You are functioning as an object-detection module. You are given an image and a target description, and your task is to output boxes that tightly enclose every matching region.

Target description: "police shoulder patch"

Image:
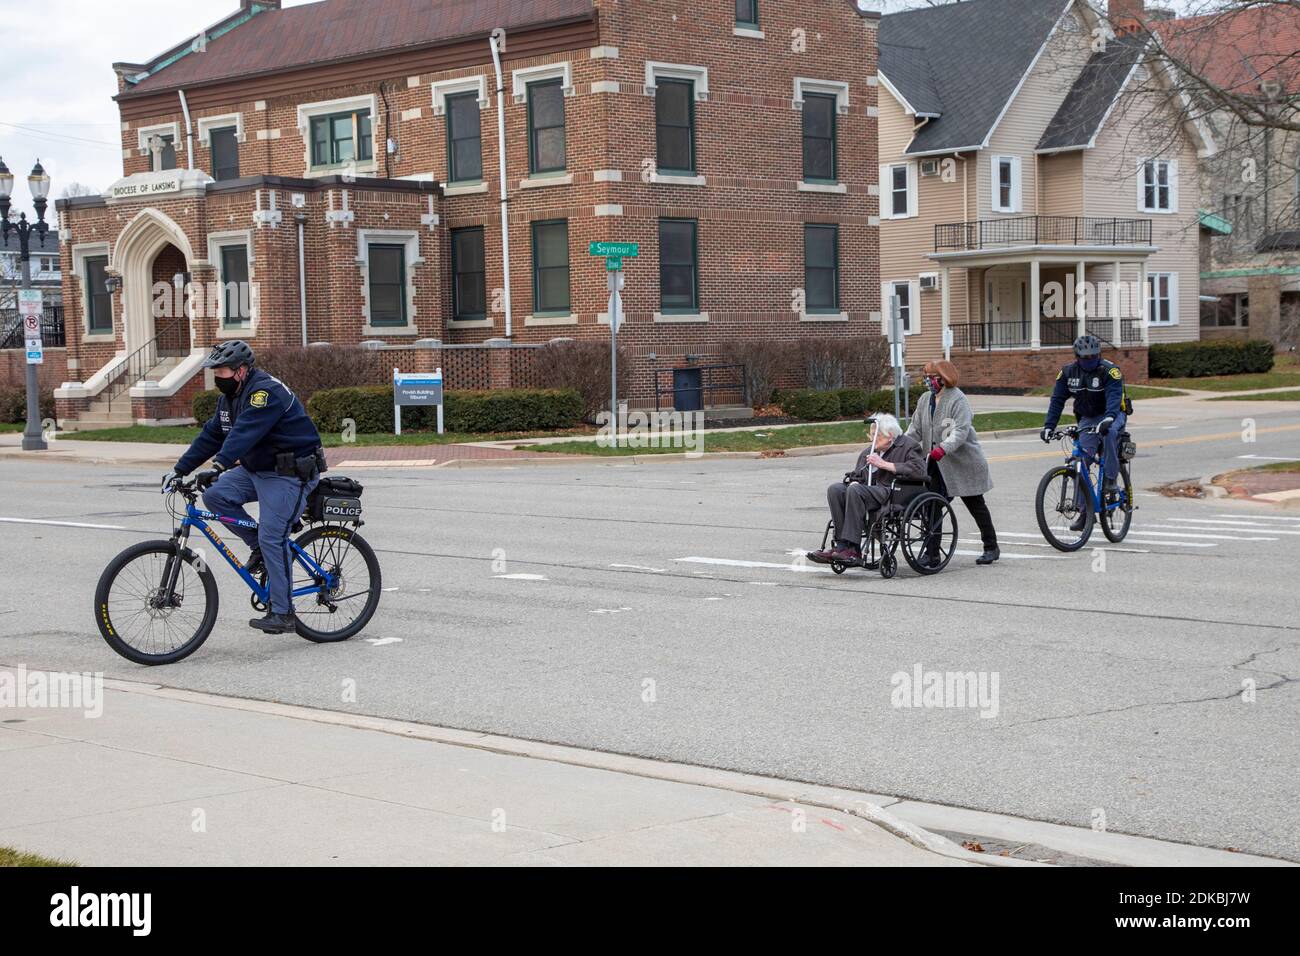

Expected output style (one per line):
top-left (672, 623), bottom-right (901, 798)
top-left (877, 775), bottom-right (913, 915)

top-left (1108, 367), bottom-right (1123, 380)
top-left (249, 389), bottom-right (270, 408)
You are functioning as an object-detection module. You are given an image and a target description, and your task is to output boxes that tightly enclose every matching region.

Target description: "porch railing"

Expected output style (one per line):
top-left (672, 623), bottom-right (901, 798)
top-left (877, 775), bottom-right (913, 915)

top-left (0, 306), bottom-right (65, 349)
top-left (934, 216), bottom-right (1152, 252)
top-left (950, 318), bottom-right (1144, 351)
top-left (102, 315), bottom-right (187, 410)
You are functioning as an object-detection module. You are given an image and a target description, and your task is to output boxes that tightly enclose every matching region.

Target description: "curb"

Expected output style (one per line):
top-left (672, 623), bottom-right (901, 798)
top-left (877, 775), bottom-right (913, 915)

top-left (58, 673), bottom-right (1293, 868)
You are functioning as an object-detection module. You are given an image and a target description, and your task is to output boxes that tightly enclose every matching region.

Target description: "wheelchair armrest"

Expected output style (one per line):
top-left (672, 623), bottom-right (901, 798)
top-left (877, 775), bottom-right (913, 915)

top-left (891, 476), bottom-right (928, 487)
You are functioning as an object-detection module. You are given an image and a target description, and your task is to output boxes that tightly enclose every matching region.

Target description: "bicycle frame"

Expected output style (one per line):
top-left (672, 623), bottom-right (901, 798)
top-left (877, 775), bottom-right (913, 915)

top-left (176, 503), bottom-right (337, 603)
top-left (1065, 434), bottom-right (1124, 517)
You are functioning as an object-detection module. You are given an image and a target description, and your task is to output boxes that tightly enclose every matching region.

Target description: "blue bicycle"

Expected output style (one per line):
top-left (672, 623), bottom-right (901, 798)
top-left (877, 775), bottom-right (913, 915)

top-left (94, 475), bottom-right (381, 664)
top-left (1035, 423), bottom-right (1136, 551)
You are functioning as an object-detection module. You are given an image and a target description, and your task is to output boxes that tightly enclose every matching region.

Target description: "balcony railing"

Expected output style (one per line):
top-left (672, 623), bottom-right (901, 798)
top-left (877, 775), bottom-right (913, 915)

top-left (935, 216), bottom-right (1153, 252)
top-left (951, 317), bottom-right (1144, 351)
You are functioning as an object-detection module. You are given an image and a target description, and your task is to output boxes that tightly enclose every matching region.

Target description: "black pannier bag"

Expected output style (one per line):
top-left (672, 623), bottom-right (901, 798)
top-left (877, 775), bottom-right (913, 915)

top-left (1119, 431), bottom-right (1137, 462)
top-left (306, 476), bottom-right (364, 523)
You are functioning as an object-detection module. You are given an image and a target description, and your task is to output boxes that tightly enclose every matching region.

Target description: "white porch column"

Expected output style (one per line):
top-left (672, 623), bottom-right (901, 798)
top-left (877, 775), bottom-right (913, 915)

top-left (1138, 259), bottom-right (1150, 345)
top-left (1030, 258), bottom-right (1041, 350)
top-left (1075, 260), bottom-right (1087, 337)
top-left (1111, 261), bottom-right (1122, 345)
top-left (941, 266), bottom-right (952, 361)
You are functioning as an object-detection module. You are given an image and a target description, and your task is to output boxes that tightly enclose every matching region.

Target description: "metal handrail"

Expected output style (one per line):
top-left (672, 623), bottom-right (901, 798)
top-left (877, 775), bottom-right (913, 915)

top-left (0, 306), bottom-right (64, 349)
top-left (103, 316), bottom-right (187, 410)
top-left (653, 363), bottom-right (748, 412)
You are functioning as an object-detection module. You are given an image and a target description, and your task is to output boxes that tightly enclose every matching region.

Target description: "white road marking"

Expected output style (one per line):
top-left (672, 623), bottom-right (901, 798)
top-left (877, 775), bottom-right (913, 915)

top-left (1213, 513), bottom-right (1300, 523)
top-left (494, 573), bottom-right (548, 581)
top-left (1155, 520), bottom-right (1300, 535)
top-left (1236, 455), bottom-right (1300, 461)
top-left (1122, 530), bottom-right (1278, 542)
top-left (590, 607), bottom-right (632, 614)
top-left (364, 637), bottom-right (403, 646)
top-left (960, 538), bottom-right (1151, 554)
top-left (676, 556), bottom-right (831, 573)
top-left (609, 564), bottom-right (666, 573)
top-left (995, 530), bottom-right (1215, 548)
top-left (0, 516), bottom-right (126, 530)
top-left (382, 587), bottom-right (399, 592)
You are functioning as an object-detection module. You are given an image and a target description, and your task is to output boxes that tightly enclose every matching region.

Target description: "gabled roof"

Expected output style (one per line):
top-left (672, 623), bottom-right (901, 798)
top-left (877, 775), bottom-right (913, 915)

top-left (1, 230), bottom-right (59, 255)
top-left (1037, 33), bottom-right (1148, 152)
top-left (878, 0), bottom-right (1070, 154)
top-left (119, 0), bottom-right (596, 98)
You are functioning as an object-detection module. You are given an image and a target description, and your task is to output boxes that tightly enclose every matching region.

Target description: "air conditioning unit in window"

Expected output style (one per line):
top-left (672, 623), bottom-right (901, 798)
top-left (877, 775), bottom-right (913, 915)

top-left (919, 273), bottom-right (939, 292)
top-left (919, 159), bottom-right (941, 177)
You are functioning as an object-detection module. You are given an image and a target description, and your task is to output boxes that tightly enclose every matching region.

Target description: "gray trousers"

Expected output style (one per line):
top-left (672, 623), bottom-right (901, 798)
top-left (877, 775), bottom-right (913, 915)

top-left (827, 481), bottom-right (890, 546)
top-left (204, 466), bottom-right (318, 615)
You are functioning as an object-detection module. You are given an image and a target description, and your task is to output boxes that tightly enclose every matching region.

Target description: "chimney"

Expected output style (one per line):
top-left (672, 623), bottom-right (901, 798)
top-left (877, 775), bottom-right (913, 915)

top-left (1109, 0), bottom-right (1146, 36)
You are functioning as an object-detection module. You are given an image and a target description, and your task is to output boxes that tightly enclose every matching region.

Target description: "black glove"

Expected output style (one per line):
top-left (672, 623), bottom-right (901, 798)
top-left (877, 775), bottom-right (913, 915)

top-left (1040, 427), bottom-right (1054, 444)
top-left (194, 463), bottom-right (226, 492)
top-left (1097, 418), bottom-right (1114, 436)
top-left (161, 469), bottom-right (182, 494)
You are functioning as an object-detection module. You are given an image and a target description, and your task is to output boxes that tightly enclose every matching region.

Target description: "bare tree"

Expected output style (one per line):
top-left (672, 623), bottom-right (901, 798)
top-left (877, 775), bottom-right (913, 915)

top-left (59, 182), bottom-right (99, 199)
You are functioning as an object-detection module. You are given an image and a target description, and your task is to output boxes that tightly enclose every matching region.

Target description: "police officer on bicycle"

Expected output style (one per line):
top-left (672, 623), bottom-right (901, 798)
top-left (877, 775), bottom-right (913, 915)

top-left (162, 341), bottom-right (325, 634)
top-left (1041, 334), bottom-right (1127, 498)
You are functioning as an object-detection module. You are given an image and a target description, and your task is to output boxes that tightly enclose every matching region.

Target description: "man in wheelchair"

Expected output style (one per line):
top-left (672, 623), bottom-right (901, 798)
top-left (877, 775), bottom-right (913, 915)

top-left (808, 413), bottom-right (926, 566)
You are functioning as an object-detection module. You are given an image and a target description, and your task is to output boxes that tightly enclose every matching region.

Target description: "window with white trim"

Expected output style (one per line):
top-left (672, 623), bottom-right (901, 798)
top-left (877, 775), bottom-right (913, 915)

top-left (885, 279), bottom-right (919, 334)
top-left (1146, 272), bottom-right (1177, 325)
top-left (881, 162), bottom-right (916, 219)
top-left (84, 255), bottom-right (113, 334)
top-left (1139, 159), bottom-right (1176, 212)
top-left (218, 244), bottom-right (252, 329)
top-left (992, 155), bottom-right (1021, 213)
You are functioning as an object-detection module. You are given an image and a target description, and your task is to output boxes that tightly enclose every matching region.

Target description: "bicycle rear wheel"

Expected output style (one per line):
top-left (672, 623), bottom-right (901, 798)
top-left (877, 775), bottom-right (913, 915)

top-left (290, 525), bottom-right (382, 642)
top-left (1101, 464), bottom-right (1134, 543)
top-left (94, 540), bottom-right (219, 665)
top-left (1036, 464), bottom-right (1094, 551)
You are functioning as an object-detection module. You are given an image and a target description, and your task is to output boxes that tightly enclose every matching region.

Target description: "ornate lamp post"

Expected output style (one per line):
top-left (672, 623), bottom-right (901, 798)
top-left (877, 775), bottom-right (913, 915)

top-left (0, 157), bottom-right (53, 451)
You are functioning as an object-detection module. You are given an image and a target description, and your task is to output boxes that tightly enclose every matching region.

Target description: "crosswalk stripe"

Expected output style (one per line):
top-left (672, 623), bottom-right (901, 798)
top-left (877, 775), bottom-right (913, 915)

top-left (1122, 530), bottom-right (1278, 542)
top-left (1212, 514), bottom-right (1300, 523)
top-left (995, 529), bottom-right (1216, 548)
top-left (1150, 522), bottom-right (1300, 536)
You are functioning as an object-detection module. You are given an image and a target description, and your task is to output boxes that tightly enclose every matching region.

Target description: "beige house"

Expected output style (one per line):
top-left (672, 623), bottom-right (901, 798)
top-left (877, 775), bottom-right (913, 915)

top-left (877, 0), bottom-right (1214, 386)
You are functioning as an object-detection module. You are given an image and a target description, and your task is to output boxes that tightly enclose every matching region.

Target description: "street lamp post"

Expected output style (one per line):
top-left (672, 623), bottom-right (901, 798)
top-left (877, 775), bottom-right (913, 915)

top-left (0, 157), bottom-right (53, 451)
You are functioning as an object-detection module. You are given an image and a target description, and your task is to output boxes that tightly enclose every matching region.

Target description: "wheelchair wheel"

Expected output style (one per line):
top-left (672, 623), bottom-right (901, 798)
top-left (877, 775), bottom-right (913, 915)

top-left (901, 492), bottom-right (958, 575)
top-left (1100, 464), bottom-right (1133, 543)
top-left (880, 550), bottom-right (897, 579)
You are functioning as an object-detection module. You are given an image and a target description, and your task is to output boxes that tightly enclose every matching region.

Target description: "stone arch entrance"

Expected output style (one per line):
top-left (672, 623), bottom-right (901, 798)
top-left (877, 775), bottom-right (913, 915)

top-left (111, 208), bottom-right (197, 357)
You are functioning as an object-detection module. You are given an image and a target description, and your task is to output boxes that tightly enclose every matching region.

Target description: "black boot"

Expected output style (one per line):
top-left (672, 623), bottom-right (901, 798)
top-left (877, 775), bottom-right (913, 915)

top-left (976, 545), bottom-right (1000, 565)
top-left (245, 547), bottom-right (265, 577)
top-left (250, 611), bottom-right (296, 634)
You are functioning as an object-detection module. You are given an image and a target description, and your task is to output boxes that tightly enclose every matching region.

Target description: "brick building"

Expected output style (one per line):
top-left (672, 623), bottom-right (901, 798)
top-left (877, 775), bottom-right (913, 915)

top-left (54, 0), bottom-right (881, 426)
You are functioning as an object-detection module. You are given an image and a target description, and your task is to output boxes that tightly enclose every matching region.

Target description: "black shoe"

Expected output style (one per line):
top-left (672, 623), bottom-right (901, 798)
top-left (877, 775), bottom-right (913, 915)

top-left (1069, 514), bottom-right (1087, 532)
top-left (249, 611), bottom-right (296, 634)
top-left (246, 548), bottom-right (265, 577)
top-left (976, 546), bottom-right (1000, 565)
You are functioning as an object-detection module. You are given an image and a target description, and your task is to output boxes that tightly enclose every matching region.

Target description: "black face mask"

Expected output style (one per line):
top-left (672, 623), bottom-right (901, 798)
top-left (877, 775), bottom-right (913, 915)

top-left (214, 375), bottom-right (241, 399)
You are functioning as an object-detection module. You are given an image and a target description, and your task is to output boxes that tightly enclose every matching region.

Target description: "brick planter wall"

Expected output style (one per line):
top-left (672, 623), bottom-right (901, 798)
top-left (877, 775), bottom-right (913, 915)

top-left (949, 347), bottom-right (1149, 391)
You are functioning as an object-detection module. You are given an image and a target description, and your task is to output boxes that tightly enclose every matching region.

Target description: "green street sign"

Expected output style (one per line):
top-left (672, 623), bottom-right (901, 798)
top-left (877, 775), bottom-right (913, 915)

top-left (605, 257), bottom-right (623, 271)
top-left (589, 241), bottom-right (639, 258)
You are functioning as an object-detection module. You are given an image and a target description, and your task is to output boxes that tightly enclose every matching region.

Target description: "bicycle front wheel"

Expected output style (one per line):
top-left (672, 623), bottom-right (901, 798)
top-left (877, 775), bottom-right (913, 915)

top-left (1101, 464), bottom-right (1134, 543)
top-left (1036, 465), bottom-right (1094, 552)
top-left (94, 540), bottom-right (219, 665)
top-left (290, 525), bottom-right (382, 643)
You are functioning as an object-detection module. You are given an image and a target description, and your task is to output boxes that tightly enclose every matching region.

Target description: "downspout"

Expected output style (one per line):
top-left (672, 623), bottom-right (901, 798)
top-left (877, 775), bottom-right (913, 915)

top-left (177, 89), bottom-right (194, 169)
top-left (489, 33), bottom-right (513, 338)
top-left (296, 211), bottom-right (308, 346)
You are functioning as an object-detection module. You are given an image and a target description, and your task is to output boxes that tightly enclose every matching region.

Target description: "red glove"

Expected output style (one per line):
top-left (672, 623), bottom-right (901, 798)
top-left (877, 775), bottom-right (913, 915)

top-left (929, 447), bottom-right (946, 462)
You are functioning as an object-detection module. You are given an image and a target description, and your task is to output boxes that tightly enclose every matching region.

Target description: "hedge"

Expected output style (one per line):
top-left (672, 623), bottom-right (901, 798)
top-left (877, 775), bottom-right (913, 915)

top-left (0, 387), bottom-right (54, 424)
top-left (1149, 340), bottom-right (1274, 379)
top-left (192, 389), bottom-right (219, 423)
top-left (835, 388), bottom-right (869, 418)
top-left (774, 388), bottom-right (841, 421)
top-left (307, 386), bottom-right (584, 435)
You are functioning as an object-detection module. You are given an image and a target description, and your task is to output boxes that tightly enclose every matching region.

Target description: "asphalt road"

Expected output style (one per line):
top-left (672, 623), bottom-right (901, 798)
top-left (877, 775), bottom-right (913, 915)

top-left (2, 401), bottom-right (1298, 860)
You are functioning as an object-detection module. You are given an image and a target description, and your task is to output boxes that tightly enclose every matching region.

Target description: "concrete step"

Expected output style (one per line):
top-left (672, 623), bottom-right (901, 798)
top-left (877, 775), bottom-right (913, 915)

top-left (64, 419), bottom-right (137, 432)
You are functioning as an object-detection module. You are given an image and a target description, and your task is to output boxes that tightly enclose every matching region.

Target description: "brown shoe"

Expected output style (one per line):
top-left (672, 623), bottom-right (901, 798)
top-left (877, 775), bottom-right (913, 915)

top-left (829, 546), bottom-right (861, 564)
top-left (807, 549), bottom-right (834, 564)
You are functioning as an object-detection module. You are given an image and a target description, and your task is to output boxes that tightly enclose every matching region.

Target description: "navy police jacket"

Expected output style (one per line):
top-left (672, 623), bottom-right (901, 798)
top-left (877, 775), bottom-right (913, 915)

top-left (176, 368), bottom-right (322, 475)
top-left (1045, 359), bottom-right (1125, 429)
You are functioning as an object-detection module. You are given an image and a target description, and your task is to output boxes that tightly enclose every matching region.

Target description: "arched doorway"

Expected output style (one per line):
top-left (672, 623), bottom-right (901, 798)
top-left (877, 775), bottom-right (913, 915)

top-left (110, 208), bottom-right (197, 360)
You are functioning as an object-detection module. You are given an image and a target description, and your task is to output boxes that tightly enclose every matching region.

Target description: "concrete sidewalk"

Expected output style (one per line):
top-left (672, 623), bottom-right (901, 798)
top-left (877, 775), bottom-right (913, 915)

top-left (0, 676), bottom-right (974, 867)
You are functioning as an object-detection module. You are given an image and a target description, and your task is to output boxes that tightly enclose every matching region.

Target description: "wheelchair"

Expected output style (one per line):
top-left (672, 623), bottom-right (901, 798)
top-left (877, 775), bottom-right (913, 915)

top-left (818, 474), bottom-right (959, 579)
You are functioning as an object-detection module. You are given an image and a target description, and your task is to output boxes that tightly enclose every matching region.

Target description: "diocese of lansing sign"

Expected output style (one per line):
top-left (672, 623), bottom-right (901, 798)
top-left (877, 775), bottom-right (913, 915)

top-left (110, 176), bottom-right (184, 200)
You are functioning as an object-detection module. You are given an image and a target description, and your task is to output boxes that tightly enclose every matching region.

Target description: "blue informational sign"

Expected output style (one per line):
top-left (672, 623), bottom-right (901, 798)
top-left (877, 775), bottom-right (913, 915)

top-left (393, 368), bottom-right (444, 435)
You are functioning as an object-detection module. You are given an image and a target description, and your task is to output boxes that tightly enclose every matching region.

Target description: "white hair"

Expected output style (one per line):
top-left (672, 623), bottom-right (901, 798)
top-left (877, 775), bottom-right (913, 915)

top-left (872, 413), bottom-right (903, 439)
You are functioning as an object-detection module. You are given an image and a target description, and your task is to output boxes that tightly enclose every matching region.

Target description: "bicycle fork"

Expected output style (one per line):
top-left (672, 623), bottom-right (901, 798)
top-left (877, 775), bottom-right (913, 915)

top-left (156, 523), bottom-right (195, 609)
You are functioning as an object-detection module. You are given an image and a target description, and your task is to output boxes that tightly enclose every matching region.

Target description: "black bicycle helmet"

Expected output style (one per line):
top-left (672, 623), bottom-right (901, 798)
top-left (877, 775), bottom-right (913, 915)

top-left (1072, 334), bottom-right (1102, 360)
top-left (202, 340), bottom-right (255, 369)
